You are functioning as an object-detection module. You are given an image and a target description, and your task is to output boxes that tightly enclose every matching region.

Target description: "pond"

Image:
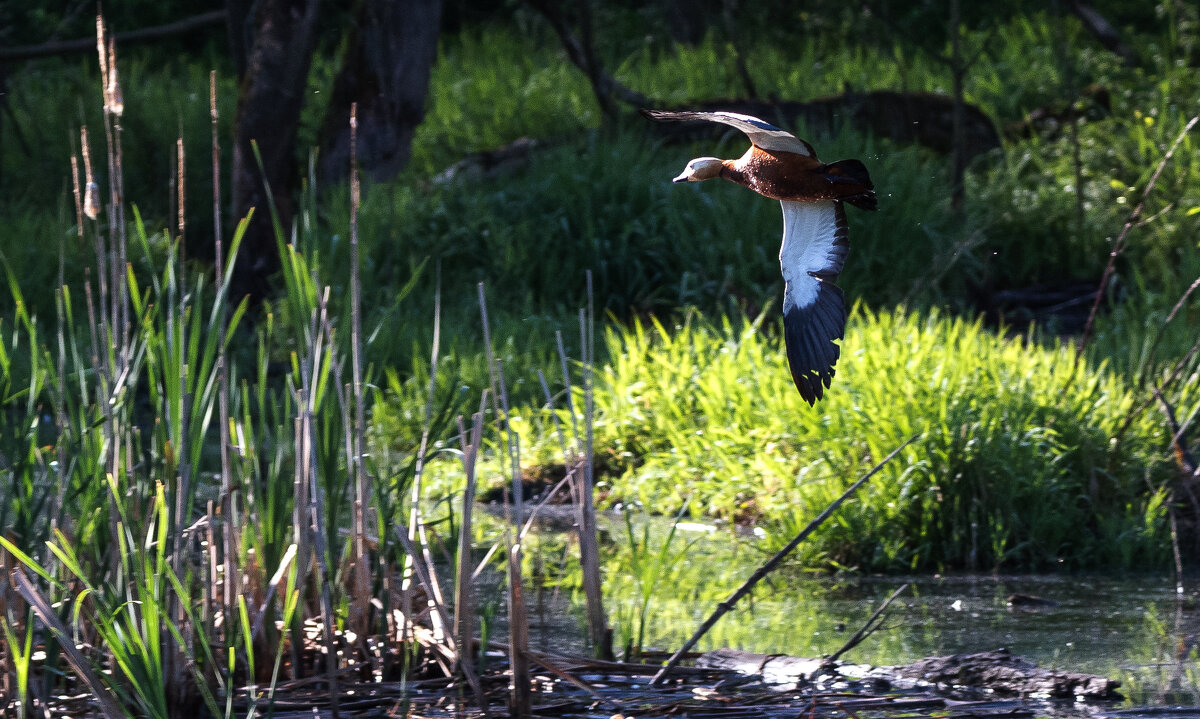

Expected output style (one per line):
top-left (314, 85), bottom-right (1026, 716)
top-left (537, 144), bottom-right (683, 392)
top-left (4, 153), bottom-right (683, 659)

top-left (512, 515), bottom-right (1200, 714)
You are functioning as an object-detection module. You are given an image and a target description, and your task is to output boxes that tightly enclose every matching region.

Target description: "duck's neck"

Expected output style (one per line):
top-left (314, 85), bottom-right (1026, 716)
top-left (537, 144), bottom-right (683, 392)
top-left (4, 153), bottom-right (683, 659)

top-left (719, 158), bottom-right (752, 191)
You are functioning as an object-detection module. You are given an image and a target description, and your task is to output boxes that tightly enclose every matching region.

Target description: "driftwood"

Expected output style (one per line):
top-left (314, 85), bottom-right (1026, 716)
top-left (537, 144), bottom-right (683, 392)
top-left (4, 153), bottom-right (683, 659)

top-left (697, 647), bottom-right (1121, 700)
top-left (648, 92), bottom-right (1002, 161)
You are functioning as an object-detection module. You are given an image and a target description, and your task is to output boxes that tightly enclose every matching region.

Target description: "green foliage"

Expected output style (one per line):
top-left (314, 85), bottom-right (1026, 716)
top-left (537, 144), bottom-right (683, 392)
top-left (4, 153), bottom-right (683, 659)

top-left (511, 308), bottom-right (1171, 573)
top-left (6, 4), bottom-right (1200, 712)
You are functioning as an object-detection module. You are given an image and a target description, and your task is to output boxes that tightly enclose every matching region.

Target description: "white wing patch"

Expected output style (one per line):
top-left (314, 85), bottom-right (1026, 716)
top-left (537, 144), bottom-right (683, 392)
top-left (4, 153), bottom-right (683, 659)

top-left (779, 200), bottom-right (850, 404)
top-left (779, 201), bottom-right (849, 313)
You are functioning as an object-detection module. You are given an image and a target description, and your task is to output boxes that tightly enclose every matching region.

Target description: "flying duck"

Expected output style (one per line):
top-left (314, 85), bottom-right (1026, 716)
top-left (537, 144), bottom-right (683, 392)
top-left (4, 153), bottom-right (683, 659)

top-left (642, 109), bottom-right (877, 405)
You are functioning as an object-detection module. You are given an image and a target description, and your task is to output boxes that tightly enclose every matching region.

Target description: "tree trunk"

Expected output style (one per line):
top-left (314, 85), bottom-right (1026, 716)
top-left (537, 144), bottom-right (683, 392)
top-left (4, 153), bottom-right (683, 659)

top-left (317, 0), bottom-right (443, 187)
top-left (662, 0), bottom-right (710, 46)
top-left (225, 0), bottom-right (251, 77)
top-left (949, 0), bottom-right (966, 211)
top-left (228, 0), bottom-right (319, 303)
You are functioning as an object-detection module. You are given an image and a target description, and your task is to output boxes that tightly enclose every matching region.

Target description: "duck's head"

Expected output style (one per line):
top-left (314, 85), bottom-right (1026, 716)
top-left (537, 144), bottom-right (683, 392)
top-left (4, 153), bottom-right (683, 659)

top-left (672, 157), bottom-right (724, 183)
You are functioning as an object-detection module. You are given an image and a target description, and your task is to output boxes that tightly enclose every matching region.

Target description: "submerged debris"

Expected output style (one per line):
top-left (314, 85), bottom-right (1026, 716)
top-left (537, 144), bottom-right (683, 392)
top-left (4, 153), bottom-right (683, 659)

top-left (698, 647), bottom-right (1121, 700)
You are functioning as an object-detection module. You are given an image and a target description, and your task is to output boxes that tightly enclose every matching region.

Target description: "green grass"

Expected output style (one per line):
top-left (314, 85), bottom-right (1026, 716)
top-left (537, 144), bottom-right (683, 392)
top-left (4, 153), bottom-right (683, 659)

top-left (412, 307), bottom-right (1177, 573)
top-left (3, 5), bottom-right (1200, 711)
top-left (6, 9), bottom-right (1200, 335)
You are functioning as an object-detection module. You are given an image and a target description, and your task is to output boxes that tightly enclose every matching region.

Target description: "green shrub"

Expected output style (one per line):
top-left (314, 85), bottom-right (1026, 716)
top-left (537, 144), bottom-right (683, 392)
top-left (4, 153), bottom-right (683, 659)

top-left (574, 307), bottom-right (1173, 572)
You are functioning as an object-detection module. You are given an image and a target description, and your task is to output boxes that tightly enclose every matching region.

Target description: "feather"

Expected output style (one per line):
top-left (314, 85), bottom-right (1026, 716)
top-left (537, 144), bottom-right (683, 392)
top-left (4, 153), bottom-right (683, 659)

top-left (641, 109), bottom-right (816, 156)
top-left (779, 201), bottom-right (849, 404)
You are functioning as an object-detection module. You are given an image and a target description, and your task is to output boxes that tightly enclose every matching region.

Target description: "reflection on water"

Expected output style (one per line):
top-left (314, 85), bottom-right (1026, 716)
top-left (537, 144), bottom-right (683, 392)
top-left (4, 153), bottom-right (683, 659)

top-left (519, 519), bottom-right (1200, 712)
top-left (711, 574), bottom-right (1200, 708)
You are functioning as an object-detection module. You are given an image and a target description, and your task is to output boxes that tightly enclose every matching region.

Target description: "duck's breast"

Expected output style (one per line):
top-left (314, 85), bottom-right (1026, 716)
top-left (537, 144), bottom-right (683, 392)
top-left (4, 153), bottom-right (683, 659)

top-left (728, 147), bottom-right (828, 201)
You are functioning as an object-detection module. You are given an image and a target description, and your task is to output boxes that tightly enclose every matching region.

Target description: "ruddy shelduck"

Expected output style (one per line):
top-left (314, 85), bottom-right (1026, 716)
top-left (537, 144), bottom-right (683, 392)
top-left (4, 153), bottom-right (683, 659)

top-left (642, 109), bottom-right (876, 405)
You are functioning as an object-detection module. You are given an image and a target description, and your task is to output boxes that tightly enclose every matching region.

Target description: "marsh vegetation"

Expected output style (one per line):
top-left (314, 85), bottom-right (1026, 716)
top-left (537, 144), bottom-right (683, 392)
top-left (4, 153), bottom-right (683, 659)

top-left (0, 1), bottom-right (1198, 715)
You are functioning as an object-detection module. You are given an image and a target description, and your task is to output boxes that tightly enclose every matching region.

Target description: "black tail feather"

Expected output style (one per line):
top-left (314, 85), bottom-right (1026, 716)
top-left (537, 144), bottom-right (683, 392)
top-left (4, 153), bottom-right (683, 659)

top-left (822, 159), bottom-right (878, 211)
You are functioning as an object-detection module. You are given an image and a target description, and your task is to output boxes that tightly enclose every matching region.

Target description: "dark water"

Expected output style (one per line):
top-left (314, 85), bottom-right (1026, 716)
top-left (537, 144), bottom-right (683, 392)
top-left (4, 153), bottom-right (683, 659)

top-left (779, 575), bottom-right (1200, 708)
top-left (516, 519), bottom-right (1200, 715)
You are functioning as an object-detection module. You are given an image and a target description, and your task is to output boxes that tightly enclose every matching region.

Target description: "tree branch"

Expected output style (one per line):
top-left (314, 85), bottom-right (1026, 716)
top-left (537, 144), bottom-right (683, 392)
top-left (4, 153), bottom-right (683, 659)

top-left (524, 0), bottom-right (652, 117)
top-left (0, 10), bottom-right (227, 62)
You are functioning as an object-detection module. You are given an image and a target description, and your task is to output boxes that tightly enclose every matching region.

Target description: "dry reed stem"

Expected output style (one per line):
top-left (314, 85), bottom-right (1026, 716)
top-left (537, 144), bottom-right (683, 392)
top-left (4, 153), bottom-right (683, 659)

top-left (401, 267), bottom-right (444, 646)
top-left (348, 102), bottom-right (372, 641)
top-left (206, 501), bottom-right (218, 639)
top-left (289, 414), bottom-right (306, 681)
top-left (576, 272), bottom-right (609, 659)
top-left (12, 569), bottom-right (125, 719)
top-left (475, 282), bottom-right (535, 707)
top-left (209, 66), bottom-right (240, 660)
top-left (650, 433), bottom-right (922, 685)
top-left (454, 410), bottom-right (490, 713)
top-left (307, 289), bottom-right (341, 717)
top-left (170, 139), bottom-right (191, 695)
top-left (505, 524), bottom-right (532, 718)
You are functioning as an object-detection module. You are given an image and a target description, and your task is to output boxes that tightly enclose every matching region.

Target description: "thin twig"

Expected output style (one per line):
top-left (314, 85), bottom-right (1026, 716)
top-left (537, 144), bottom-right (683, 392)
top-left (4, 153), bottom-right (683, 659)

top-left (650, 434), bottom-right (922, 685)
top-left (812, 583), bottom-right (910, 680)
top-left (1076, 114), bottom-right (1200, 362)
top-left (1136, 273), bottom-right (1200, 390)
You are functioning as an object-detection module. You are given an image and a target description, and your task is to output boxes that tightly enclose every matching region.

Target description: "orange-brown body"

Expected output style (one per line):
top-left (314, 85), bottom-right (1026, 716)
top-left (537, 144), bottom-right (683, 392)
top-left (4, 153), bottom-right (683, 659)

top-left (721, 147), bottom-right (875, 207)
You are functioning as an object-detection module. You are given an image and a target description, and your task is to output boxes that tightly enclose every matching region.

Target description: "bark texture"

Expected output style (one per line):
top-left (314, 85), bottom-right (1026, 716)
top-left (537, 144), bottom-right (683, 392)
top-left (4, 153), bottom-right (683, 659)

top-left (318, 0), bottom-right (443, 187)
top-left (229, 0), bottom-right (319, 303)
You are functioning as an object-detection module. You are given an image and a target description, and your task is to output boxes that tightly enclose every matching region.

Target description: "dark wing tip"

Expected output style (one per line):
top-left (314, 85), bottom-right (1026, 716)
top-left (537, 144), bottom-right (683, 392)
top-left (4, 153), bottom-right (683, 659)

top-left (641, 109), bottom-right (691, 123)
top-left (846, 192), bottom-right (878, 211)
top-left (783, 284), bottom-right (847, 405)
top-left (737, 114), bottom-right (785, 132)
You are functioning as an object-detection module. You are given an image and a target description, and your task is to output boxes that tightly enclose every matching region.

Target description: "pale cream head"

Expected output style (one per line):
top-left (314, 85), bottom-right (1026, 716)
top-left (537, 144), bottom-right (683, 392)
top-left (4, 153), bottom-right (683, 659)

top-left (672, 157), bottom-right (724, 183)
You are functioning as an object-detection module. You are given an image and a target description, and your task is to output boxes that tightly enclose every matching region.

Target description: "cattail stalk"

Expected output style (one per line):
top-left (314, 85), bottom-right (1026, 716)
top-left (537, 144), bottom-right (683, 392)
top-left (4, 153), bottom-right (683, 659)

top-left (348, 103), bottom-right (371, 639)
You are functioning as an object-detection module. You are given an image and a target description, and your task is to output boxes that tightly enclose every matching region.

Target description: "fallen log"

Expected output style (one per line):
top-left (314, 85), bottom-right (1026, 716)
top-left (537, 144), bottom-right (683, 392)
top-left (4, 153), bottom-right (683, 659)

top-left (697, 647), bottom-right (1121, 700)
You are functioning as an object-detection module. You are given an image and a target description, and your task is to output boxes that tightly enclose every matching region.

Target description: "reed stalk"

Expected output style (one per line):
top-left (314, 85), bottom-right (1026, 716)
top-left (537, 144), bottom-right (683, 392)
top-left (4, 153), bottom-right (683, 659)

top-left (454, 408), bottom-right (489, 711)
top-left (576, 272), bottom-right (610, 660)
top-left (348, 103), bottom-right (373, 641)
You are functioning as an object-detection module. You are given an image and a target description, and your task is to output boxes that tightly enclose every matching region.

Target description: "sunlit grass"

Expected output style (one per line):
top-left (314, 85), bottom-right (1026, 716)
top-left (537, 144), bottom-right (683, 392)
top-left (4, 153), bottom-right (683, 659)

top-left (414, 306), bottom-right (1177, 573)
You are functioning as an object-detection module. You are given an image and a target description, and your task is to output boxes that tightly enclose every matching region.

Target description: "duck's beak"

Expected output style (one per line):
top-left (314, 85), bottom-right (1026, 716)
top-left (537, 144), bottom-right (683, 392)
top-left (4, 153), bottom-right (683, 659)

top-left (672, 170), bottom-right (689, 183)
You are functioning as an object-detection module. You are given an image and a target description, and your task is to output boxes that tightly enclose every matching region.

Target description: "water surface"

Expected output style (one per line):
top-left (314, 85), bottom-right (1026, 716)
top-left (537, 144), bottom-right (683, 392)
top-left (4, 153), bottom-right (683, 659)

top-left (519, 518), bottom-right (1200, 713)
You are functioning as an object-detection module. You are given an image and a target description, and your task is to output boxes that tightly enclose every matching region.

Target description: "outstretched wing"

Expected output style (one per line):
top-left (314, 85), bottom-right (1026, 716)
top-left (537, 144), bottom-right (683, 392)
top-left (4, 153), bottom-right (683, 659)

top-left (779, 200), bottom-right (849, 405)
top-left (641, 109), bottom-right (815, 156)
